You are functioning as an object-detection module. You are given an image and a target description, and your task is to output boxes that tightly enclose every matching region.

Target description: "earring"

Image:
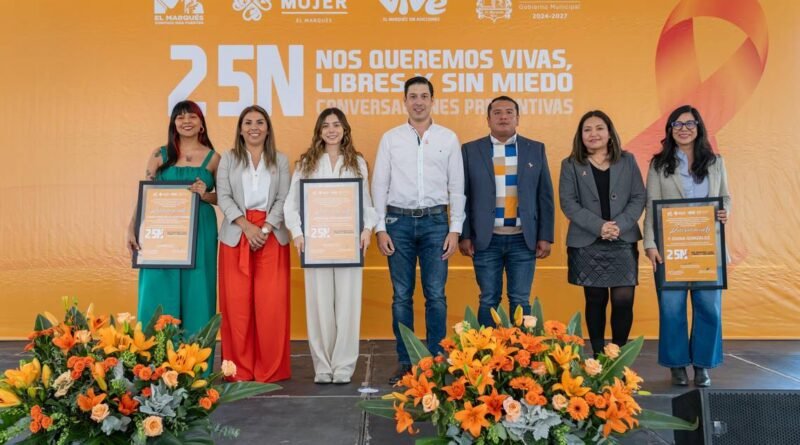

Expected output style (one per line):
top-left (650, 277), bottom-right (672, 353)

top-left (200, 127), bottom-right (205, 133)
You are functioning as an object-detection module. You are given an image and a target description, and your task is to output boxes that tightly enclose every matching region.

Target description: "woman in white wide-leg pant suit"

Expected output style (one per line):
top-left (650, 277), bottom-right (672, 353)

top-left (284, 107), bottom-right (376, 384)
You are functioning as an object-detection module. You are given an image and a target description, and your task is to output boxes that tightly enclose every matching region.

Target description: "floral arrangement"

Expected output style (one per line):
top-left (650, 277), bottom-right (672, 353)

top-left (360, 299), bottom-right (695, 444)
top-left (0, 299), bottom-right (279, 444)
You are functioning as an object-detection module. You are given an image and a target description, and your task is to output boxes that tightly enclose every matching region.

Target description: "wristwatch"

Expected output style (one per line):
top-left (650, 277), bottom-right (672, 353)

top-left (261, 226), bottom-right (271, 235)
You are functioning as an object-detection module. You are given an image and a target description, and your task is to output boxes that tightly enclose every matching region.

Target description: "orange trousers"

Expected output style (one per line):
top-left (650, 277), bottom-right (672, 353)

top-left (219, 210), bottom-right (291, 382)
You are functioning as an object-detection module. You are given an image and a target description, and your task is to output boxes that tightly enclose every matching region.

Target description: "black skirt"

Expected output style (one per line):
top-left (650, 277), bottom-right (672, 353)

top-left (567, 240), bottom-right (639, 287)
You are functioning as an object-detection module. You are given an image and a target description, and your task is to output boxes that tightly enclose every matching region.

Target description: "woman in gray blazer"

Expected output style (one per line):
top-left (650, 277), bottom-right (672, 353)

top-left (559, 110), bottom-right (646, 357)
top-left (643, 105), bottom-right (730, 388)
top-left (216, 105), bottom-right (292, 383)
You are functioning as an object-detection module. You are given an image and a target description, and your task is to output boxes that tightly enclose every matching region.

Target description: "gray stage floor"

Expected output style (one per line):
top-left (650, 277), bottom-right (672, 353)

top-left (1, 340), bottom-right (798, 444)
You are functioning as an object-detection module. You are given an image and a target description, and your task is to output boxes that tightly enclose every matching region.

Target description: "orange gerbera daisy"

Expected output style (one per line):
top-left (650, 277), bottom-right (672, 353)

top-left (477, 388), bottom-right (509, 421)
top-left (543, 320), bottom-right (567, 337)
top-left (567, 397), bottom-right (590, 421)
top-left (394, 402), bottom-right (418, 434)
top-left (154, 315), bottom-right (181, 331)
top-left (454, 402), bottom-right (490, 438)
top-left (439, 337), bottom-right (457, 353)
top-left (515, 350), bottom-right (531, 367)
top-left (76, 388), bottom-right (106, 412)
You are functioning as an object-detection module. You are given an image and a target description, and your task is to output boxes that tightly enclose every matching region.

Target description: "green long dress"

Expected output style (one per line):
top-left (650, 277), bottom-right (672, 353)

top-left (138, 147), bottom-right (218, 348)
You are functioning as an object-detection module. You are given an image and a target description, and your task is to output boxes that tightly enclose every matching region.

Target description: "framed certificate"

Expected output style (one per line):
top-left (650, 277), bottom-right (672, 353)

top-left (652, 197), bottom-right (727, 290)
top-left (300, 178), bottom-right (364, 268)
top-left (132, 181), bottom-right (200, 269)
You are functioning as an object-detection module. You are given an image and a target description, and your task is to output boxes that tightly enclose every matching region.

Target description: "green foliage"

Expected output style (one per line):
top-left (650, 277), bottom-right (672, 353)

top-left (597, 337), bottom-right (644, 384)
top-left (638, 409), bottom-right (698, 431)
top-left (399, 324), bottom-right (432, 364)
top-left (215, 381), bottom-right (280, 405)
top-left (464, 307), bottom-right (480, 330)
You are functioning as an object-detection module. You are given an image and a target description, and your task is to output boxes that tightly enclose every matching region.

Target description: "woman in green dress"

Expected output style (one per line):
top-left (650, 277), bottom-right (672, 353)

top-left (126, 100), bottom-right (220, 341)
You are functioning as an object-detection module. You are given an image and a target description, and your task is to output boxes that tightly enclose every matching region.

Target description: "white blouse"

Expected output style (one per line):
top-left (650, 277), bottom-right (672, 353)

top-left (242, 151), bottom-right (271, 211)
top-left (284, 154), bottom-right (378, 240)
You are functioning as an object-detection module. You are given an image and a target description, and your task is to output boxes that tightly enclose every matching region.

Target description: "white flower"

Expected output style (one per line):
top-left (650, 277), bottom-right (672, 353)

top-left (116, 312), bottom-right (135, 325)
top-left (522, 315), bottom-right (537, 328)
top-left (53, 371), bottom-right (74, 398)
top-left (584, 358), bottom-right (603, 376)
top-left (221, 360), bottom-right (237, 378)
top-left (422, 393), bottom-right (439, 413)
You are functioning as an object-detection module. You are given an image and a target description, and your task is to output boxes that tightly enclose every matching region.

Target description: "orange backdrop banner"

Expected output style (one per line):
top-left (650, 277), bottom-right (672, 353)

top-left (1, 0), bottom-right (798, 339)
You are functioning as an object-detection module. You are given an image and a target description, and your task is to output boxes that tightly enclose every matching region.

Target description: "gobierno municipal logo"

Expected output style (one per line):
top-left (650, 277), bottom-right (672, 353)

top-left (154, 0), bottom-right (204, 25)
top-left (380, 0), bottom-right (446, 21)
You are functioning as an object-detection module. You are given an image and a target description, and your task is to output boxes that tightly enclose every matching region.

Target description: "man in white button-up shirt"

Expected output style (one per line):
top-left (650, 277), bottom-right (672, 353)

top-left (371, 76), bottom-right (465, 384)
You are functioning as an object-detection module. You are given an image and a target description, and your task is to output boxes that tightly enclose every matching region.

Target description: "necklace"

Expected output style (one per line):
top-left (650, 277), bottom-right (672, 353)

top-left (588, 155), bottom-right (609, 170)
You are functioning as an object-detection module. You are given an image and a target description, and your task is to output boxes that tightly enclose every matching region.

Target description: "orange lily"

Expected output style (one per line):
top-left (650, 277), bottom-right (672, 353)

top-left (76, 388), bottom-right (106, 412)
top-left (154, 315), bottom-right (181, 331)
top-left (447, 347), bottom-right (477, 374)
top-left (128, 323), bottom-right (157, 359)
top-left (454, 401), bottom-right (491, 438)
top-left (465, 361), bottom-right (495, 395)
top-left (85, 304), bottom-right (110, 334)
top-left (549, 344), bottom-right (579, 369)
top-left (403, 373), bottom-right (437, 406)
top-left (162, 342), bottom-right (212, 377)
top-left (52, 325), bottom-right (76, 354)
top-left (0, 388), bottom-right (21, 408)
top-left (552, 370), bottom-right (591, 397)
top-left (393, 402), bottom-right (418, 434)
top-left (477, 388), bottom-right (508, 421)
top-left (461, 328), bottom-right (496, 351)
top-left (114, 392), bottom-right (140, 416)
top-left (93, 326), bottom-right (123, 355)
top-left (4, 358), bottom-right (41, 389)
top-left (623, 366), bottom-right (643, 391)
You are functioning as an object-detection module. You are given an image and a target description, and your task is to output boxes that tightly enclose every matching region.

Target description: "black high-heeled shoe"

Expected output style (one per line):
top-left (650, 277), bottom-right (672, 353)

top-left (694, 367), bottom-right (711, 387)
top-left (670, 367), bottom-right (689, 386)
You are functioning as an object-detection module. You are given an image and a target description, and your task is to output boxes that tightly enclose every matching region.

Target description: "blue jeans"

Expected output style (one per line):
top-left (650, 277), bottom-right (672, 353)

top-left (657, 286), bottom-right (723, 368)
top-left (386, 212), bottom-right (449, 364)
top-left (473, 233), bottom-right (536, 328)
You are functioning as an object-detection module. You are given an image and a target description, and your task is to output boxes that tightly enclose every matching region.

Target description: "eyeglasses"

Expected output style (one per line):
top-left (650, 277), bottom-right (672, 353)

top-left (671, 120), bottom-right (698, 130)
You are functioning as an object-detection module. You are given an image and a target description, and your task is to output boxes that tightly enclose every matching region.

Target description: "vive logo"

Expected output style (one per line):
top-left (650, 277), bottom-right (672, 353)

top-left (379, 0), bottom-right (446, 15)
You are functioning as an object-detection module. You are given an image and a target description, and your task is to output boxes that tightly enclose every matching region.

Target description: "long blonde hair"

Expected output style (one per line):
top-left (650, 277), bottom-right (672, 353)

top-left (232, 105), bottom-right (277, 168)
top-left (298, 108), bottom-right (364, 178)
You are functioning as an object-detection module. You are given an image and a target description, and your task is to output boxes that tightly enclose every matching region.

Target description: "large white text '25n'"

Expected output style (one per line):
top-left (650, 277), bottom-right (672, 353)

top-left (169, 45), bottom-right (304, 117)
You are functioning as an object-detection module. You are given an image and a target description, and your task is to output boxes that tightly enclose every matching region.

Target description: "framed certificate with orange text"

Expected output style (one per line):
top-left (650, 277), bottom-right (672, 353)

top-left (132, 181), bottom-right (199, 269)
top-left (300, 178), bottom-right (364, 268)
top-left (652, 197), bottom-right (727, 290)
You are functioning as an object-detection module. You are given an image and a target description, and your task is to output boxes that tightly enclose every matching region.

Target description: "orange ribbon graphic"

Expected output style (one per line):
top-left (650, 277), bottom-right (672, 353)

top-left (627, 0), bottom-right (769, 168)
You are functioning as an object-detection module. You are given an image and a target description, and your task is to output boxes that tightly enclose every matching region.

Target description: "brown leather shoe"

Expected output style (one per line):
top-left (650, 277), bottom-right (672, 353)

top-left (388, 364), bottom-right (412, 385)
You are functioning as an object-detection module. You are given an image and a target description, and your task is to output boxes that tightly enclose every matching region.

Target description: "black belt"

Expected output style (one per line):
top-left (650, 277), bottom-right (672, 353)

top-left (386, 204), bottom-right (447, 218)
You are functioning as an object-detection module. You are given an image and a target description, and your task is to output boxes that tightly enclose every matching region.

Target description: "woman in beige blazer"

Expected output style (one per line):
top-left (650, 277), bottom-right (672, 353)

top-left (643, 105), bottom-right (731, 388)
top-left (217, 105), bottom-right (291, 383)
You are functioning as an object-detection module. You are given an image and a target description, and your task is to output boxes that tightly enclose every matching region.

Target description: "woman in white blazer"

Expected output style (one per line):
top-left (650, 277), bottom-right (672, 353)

top-left (284, 108), bottom-right (377, 384)
top-left (217, 105), bottom-right (291, 383)
top-left (643, 105), bottom-right (731, 388)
